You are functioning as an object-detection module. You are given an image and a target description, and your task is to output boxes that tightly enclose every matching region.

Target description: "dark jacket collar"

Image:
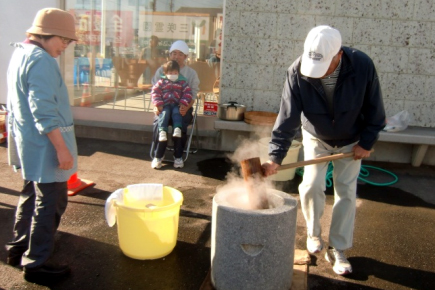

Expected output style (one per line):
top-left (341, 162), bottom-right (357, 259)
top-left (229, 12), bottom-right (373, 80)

top-left (300, 47), bottom-right (356, 95)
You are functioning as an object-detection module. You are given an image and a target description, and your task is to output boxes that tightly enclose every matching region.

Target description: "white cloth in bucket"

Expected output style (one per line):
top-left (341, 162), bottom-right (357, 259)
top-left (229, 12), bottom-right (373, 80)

top-left (126, 183), bottom-right (163, 205)
top-left (105, 184), bottom-right (164, 227)
top-left (105, 188), bottom-right (124, 227)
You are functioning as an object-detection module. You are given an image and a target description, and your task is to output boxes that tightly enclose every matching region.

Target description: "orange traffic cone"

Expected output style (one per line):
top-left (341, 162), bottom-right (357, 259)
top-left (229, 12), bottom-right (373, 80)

top-left (67, 172), bottom-right (94, 196)
top-left (80, 83), bottom-right (91, 107)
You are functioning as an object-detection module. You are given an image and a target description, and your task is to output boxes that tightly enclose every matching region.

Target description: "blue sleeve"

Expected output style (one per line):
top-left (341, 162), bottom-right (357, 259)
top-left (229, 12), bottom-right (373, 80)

top-left (269, 68), bottom-right (303, 165)
top-left (27, 55), bottom-right (62, 135)
top-left (358, 65), bottom-right (386, 150)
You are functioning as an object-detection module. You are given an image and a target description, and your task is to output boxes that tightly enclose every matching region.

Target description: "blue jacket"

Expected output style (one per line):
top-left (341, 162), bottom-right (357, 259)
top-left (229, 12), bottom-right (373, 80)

top-left (7, 43), bottom-right (77, 182)
top-left (270, 47), bottom-right (386, 165)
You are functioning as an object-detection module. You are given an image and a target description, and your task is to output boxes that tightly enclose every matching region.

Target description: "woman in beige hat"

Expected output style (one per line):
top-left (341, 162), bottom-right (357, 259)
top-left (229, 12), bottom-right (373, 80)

top-left (5, 8), bottom-right (78, 283)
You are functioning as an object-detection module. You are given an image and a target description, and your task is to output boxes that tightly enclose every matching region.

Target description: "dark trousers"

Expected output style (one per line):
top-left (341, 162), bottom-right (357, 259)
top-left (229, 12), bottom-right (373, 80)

top-left (152, 107), bottom-right (193, 159)
top-left (158, 103), bottom-right (183, 132)
top-left (5, 180), bottom-right (68, 268)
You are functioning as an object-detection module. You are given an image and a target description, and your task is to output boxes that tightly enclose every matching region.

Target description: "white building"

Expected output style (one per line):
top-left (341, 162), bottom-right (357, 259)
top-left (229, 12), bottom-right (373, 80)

top-left (1, 0), bottom-right (434, 165)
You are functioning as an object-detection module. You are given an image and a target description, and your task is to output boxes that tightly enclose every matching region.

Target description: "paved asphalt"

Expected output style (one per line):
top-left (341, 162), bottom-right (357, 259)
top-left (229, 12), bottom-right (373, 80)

top-left (1, 137), bottom-right (435, 290)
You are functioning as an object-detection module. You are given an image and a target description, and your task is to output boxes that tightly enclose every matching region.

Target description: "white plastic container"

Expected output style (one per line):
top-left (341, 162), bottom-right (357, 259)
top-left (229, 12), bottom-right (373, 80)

top-left (259, 137), bottom-right (301, 181)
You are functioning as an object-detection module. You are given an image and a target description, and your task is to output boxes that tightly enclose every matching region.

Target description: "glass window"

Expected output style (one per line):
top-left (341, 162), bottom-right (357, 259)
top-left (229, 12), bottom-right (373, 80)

top-left (65, 0), bottom-right (223, 113)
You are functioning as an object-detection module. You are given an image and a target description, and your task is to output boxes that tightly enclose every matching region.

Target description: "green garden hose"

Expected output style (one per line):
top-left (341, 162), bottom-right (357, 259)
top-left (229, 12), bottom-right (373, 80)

top-left (295, 162), bottom-right (398, 187)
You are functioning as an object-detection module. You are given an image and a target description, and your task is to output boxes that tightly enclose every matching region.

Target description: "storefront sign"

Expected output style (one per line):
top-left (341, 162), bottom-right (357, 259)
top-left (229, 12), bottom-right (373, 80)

top-left (138, 12), bottom-right (210, 42)
top-left (203, 101), bottom-right (218, 116)
top-left (72, 9), bottom-right (133, 47)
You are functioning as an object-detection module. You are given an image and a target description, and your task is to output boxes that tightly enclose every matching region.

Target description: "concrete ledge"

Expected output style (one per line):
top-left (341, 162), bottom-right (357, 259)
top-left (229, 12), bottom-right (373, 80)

top-left (74, 119), bottom-right (153, 131)
top-left (74, 116), bottom-right (220, 152)
top-left (214, 121), bottom-right (435, 167)
top-left (214, 120), bottom-right (274, 151)
top-left (72, 116), bottom-right (435, 165)
top-left (378, 126), bottom-right (435, 145)
top-left (214, 119), bottom-right (272, 132)
top-left (74, 124), bottom-right (154, 144)
top-left (378, 126), bottom-right (435, 167)
top-left (215, 121), bottom-right (435, 145)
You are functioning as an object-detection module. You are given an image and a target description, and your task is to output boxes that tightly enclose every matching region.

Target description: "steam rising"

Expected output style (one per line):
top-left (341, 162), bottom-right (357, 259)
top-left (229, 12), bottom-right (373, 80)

top-left (217, 138), bottom-right (276, 210)
top-left (228, 138), bottom-right (261, 164)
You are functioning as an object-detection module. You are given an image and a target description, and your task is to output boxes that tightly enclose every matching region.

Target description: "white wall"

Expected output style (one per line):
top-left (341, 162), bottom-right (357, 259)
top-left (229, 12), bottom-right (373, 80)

top-left (0, 0), bottom-right (59, 105)
top-left (220, 0), bottom-right (435, 128)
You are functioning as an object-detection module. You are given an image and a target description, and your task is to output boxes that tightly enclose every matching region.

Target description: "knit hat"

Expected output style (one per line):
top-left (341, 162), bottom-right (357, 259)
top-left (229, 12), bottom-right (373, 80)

top-left (301, 25), bottom-right (342, 78)
top-left (27, 8), bottom-right (77, 41)
top-left (169, 40), bottom-right (189, 55)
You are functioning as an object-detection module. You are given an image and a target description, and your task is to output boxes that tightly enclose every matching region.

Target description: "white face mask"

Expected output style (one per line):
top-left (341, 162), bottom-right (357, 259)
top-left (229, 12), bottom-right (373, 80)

top-left (167, 74), bottom-right (178, 82)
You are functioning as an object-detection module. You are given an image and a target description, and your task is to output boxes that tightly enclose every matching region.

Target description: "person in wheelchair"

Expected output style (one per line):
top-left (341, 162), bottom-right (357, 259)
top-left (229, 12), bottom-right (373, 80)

top-left (150, 40), bottom-right (200, 169)
top-left (151, 60), bottom-right (193, 150)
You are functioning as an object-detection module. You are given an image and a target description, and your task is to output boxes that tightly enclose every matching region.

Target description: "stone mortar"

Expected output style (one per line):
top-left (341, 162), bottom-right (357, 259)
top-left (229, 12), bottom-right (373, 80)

top-left (211, 188), bottom-right (298, 290)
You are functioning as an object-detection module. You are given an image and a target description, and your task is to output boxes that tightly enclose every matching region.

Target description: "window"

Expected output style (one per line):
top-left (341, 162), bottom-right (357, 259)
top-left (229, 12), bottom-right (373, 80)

top-left (65, 0), bottom-right (223, 112)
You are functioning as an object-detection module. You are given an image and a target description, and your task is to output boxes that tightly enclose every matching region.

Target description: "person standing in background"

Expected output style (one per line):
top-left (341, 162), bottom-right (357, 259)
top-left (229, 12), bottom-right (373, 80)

top-left (262, 25), bottom-right (385, 275)
top-left (141, 35), bottom-right (166, 85)
top-left (5, 8), bottom-right (78, 283)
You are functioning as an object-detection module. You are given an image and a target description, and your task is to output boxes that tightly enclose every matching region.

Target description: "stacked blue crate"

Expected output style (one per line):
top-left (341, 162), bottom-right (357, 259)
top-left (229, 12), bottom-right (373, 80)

top-left (74, 57), bottom-right (113, 85)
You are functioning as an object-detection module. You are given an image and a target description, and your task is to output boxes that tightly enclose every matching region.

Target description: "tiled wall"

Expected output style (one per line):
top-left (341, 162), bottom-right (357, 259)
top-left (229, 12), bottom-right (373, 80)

top-left (220, 0), bottom-right (435, 128)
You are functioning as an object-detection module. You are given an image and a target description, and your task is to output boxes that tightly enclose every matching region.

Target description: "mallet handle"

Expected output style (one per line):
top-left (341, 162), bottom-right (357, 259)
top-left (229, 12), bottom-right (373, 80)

top-left (278, 149), bottom-right (373, 171)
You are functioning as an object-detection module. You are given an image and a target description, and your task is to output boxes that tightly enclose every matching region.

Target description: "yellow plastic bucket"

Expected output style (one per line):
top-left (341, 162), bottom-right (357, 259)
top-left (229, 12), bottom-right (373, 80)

top-left (115, 186), bottom-right (183, 260)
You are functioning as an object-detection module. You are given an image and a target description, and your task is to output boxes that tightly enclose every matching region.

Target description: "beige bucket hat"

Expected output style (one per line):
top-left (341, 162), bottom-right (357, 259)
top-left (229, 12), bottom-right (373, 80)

top-left (27, 8), bottom-right (77, 41)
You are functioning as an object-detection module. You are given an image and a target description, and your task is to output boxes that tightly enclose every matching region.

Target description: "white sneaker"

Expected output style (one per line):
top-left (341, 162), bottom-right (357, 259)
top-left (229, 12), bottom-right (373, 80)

top-left (325, 247), bottom-right (353, 275)
top-left (174, 158), bottom-right (184, 168)
top-left (307, 235), bottom-right (323, 254)
top-left (173, 127), bottom-right (182, 138)
top-left (151, 158), bottom-right (162, 169)
top-left (159, 131), bottom-right (167, 142)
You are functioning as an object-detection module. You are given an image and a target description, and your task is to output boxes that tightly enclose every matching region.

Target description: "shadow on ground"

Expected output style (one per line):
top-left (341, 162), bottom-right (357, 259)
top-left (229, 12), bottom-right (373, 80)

top-left (197, 157), bottom-right (234, 181)
top-left (51, 231), bottom-right (211, 290)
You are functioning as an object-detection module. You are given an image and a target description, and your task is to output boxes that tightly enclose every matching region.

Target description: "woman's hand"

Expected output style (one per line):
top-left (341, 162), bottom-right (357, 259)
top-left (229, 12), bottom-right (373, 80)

top-left (47, 128), bottom-right (74, 170)
top-left (56, 148), bottom-right (74, 170)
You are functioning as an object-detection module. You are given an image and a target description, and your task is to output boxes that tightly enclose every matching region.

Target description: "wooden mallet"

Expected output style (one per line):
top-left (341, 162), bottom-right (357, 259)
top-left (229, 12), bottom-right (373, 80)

top-left (240, 150), bottom-right (373, 181)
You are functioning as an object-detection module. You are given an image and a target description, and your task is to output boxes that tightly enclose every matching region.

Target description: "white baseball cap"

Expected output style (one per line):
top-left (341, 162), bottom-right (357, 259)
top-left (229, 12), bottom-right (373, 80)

top-left (301, 25), bottom-right (342, 78)
top-left (169, 40), bottom-right (189, 55)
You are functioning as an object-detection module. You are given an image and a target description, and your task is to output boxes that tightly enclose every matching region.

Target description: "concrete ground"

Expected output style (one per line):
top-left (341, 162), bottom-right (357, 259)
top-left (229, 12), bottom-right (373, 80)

top-left (1, 137), bottom-right (435, 290)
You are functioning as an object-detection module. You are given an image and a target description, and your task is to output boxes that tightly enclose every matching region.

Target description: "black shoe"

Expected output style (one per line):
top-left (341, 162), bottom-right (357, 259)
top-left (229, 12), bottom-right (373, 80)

top-left (24, 263), bottom-right (70, 282)
top-left (6, 253), bottom-right (23, 268)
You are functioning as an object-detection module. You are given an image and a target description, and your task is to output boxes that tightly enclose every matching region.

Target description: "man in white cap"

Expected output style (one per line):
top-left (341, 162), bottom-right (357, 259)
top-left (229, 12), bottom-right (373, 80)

top-left (262, 26), bottom-right (385, 275)
top-left (150, 40), bottom-right (200, 169)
